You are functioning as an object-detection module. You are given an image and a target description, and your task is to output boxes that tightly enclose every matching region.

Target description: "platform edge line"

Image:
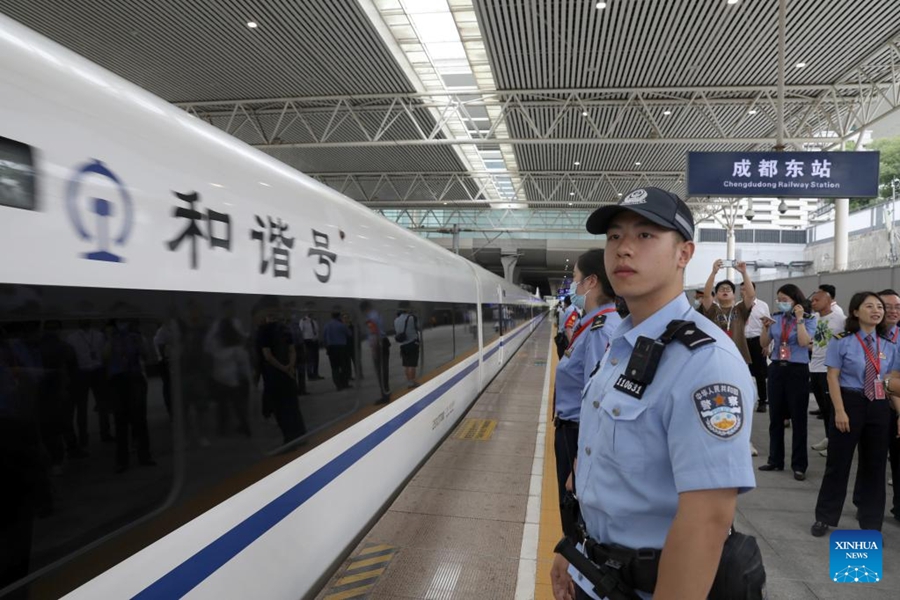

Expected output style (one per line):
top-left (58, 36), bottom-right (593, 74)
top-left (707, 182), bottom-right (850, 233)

top-left (515, 328), bottom-right (554, 600)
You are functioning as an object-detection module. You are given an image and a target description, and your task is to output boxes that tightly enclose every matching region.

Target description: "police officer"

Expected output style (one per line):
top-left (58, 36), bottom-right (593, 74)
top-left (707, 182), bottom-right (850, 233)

top-left (553, 249), bottom-right (621, 540)
top-left (551, 187), bottom-right (757, 600)
top-left (812, 291), bottom-right (900, 537)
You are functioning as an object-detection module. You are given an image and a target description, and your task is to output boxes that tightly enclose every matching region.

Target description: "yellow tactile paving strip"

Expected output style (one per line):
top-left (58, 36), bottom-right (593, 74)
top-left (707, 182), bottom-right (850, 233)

top-left (535, 333), bottom-right (562, 600)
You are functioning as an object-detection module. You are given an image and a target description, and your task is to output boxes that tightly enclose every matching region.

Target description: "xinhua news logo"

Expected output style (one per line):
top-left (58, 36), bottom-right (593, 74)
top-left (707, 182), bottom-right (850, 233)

top-left (829, 530), bottom-right (882, 583)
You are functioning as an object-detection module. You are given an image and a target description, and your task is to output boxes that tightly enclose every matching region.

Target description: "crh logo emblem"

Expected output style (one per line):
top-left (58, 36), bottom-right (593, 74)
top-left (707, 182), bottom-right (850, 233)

top-left (66, 160), bottom-right (134, 262)
top-left (829, 530), bottom-right (882, 583)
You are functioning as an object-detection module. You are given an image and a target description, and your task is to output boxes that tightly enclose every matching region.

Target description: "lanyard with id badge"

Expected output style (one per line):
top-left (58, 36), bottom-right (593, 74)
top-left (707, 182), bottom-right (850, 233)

top-left (778, 315), bottom-right (795, 361)
top-left (855, 332), bottom-right (886, 400)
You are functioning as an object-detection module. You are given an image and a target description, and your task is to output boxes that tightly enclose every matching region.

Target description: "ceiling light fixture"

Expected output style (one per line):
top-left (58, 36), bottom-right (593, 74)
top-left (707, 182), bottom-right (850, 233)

top-left (574, 161), bottom-right (581, 166)
top-left (569, 202), bottom-right (573, 206)
top-left (634, 161), bottom-right (641, 166)
top-left (727, 0), bottom-right (740, 5)
top-left (582, 111), bottom-right (589, 117)
top-left (748, 109), bottom-right (758, 115)
top-left (596, 2), bottom-right (608, 9)
top-left (570, 192), bottom-right (575, 196)
top-left (795, 62), bottom-right (807, 68)
top-left (663, 110), bottom-right (672, 116)
top-left (247, 21), bottom-right (258, 29)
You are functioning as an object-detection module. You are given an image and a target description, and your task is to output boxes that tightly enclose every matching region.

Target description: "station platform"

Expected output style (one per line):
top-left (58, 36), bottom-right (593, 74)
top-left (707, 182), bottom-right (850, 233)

top-left (315, 321), bottom-right (900, 600)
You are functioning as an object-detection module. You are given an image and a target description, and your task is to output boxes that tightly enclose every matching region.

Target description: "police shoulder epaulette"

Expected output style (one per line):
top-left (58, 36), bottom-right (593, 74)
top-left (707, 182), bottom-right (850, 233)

top-left (590, 314), bottom-right (607, 331)
top-left (803, 312), bottom-right (814, 320)
top-left (833, 331), bottom-right (851, 339)
top-left (661, 319), bottom-right (716, 350)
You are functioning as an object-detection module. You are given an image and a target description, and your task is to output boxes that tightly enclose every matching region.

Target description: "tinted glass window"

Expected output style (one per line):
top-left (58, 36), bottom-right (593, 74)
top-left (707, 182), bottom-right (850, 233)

top-left (0, 136), bottom-right (36, 210)
top-left (481, 303), bottom-right (500, 346)
top-left (0, 285), bottom-right (481, 598)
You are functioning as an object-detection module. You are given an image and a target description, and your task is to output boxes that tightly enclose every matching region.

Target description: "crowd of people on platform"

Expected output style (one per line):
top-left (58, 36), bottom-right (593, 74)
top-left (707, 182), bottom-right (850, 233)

top-left (553, 257), bottom-right (900, 543)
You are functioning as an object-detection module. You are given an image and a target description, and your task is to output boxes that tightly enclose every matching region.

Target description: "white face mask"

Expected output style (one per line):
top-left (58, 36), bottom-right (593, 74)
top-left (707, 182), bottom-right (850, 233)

top-left (776, 301), bottom-right (793, 313)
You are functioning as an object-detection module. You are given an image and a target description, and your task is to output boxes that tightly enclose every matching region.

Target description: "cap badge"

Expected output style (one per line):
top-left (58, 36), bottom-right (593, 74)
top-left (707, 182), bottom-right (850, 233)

top-left (621, 189), bottom-right (648, 205)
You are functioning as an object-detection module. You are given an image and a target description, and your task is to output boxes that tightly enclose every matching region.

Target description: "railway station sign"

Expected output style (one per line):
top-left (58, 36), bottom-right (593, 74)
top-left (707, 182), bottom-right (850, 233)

top-left (686, 151), bottom-right (880, 198)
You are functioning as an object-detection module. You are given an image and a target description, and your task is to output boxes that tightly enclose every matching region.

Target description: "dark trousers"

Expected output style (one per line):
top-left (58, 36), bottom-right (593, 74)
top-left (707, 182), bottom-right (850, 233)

top-left (72, 367), bottom-right (110, 443)
top-left (304, 340), bottom-right (320, 377)
top-left (890, 412), bottom-right (899, 517)
top-left (809, 372), bottom-right (832, 438)
top-left (273, 395), bottom-right (306, 445)
top-left (554, 421), bottom-right (580, 539)
top-left (110, 373), bottom-right (151, 468)
top-left (0, 419), bottom-right (50, 594)
top-left (373, 339), bottom-right (391, 400)
top-left (766, 362), bottom-right (809, 473)
top-left (326, 345), bottom-right (352, 389)
top-left (159, 359), bottom-right (173, 419)
top-left (816, 390), bottom-right (891, 530)
top-left (746, 336), bottom-right (768, 404)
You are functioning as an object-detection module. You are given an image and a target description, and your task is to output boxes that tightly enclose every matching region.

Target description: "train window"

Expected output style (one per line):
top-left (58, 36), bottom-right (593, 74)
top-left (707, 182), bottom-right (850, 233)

top-left (0, 136), bottom-right (36, 210)
top-left (0, 288), bottom-right (487, 598)
top-left (481, 303), bottom-right (501, 346)
top-left (0, 285), bottom-right (176, 597)
top-left (452, 304), bottom-right (479, 360)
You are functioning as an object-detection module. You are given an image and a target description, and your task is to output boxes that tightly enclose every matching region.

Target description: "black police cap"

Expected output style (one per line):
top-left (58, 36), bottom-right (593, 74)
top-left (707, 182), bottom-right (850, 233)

top-left (585, 187), bottom-right (695, 241)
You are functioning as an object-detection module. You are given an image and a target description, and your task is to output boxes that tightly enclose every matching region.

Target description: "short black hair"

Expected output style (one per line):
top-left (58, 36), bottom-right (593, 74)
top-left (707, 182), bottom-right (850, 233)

top-left (563, 295), bottom-right (572, 306)
top-left (845, 292), bottom-right (888, 336)
top-left (694, 289), bottom-right (704, 296)
top-left (818, 284), bottom-right (836, 299)
top-left (877, 289), bottom-right (900, 298)
top-left (575, 249), bottom-right (616, 301)
top-left (715, 280), bottom-right (736, 294)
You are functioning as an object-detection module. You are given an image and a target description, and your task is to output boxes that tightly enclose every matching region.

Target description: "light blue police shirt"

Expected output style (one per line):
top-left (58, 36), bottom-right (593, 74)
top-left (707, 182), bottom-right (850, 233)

top-left (825, 330), bottom-right (899, 390)
top-left (554, 303), bottom-right (621, 422)
top-left (575, 294), bottom-right (756, 557)
top-left (767, 312), bottom-right (817, 363)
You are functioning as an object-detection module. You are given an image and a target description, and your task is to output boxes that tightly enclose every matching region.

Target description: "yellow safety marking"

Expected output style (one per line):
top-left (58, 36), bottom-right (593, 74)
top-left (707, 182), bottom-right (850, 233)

top-left (453, 418), bottom-right (498, 441)
top-left (323, 544), bottom-right (397, 600)
top-left (323, 584), bottom-right (374, 600)
top-left (347, 554), bottom-right (393, 569)
top-left (356, 543), bottom-right (393, 556)
top-left (536, 330), bottom-right (564, 599)
top-left (336, 567), bottom-right (386, 586)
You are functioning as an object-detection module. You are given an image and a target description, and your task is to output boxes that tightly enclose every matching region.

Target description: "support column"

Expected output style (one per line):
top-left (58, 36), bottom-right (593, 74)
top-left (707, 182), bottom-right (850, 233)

top-left (726, 224), bottom-right (736, 281)
top-left (834, 198), bottom-right (849, 271)
top-left (451, 223), bottom-right (460, 254)
top-left (501, 253), bottom-right (519, 283)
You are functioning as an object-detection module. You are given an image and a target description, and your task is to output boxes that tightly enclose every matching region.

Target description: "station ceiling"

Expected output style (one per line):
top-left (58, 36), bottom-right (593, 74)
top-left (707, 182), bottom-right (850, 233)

top-left (3, 0), bottom-right (900, 289)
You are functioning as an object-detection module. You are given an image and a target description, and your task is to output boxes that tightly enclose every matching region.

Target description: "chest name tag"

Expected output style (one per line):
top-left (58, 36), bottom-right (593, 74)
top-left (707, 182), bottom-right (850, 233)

top-left (614, 375), bottom-right (646, 400)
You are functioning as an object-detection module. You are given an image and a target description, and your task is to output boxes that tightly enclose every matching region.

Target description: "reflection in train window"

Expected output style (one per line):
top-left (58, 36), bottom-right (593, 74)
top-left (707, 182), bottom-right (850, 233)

top-left (0, 135), bottom-right (36, 210)
top-left (0, 286), bottom-right (486, 598)
top-left (481, 303), bottom-right (501, 347)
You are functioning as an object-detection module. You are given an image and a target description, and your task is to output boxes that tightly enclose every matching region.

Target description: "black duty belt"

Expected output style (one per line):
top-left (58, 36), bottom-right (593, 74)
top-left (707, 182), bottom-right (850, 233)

top-left (554, 416), bottom-right (579, 428)
top-left (583, 538), bottom-right (660, 593)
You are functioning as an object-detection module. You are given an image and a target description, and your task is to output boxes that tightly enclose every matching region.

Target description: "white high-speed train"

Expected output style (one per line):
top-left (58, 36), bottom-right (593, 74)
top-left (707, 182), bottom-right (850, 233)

top-left (0, 15), bottom-right (545, 600)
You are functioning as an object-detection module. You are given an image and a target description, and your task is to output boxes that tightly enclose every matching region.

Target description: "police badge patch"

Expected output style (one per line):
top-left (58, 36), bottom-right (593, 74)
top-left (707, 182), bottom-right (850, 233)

top-left (692, 383), bottom-right (744, 439)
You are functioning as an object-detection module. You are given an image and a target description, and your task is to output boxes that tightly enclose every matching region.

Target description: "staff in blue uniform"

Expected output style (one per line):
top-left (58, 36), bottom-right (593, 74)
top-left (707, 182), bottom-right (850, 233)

top-left (553, 249), bottom-right (621, 540)
top-left (551, 187), bottom-right (759, 600)
top-left (758, 284), bottom-right (816, 481)
top-left (811, 291), bottom-right (900, 536)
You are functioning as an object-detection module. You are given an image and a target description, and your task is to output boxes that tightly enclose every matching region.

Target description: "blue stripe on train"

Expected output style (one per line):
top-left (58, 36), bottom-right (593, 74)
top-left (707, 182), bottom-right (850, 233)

top-left (133, 317), bottom-right (540, 598)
